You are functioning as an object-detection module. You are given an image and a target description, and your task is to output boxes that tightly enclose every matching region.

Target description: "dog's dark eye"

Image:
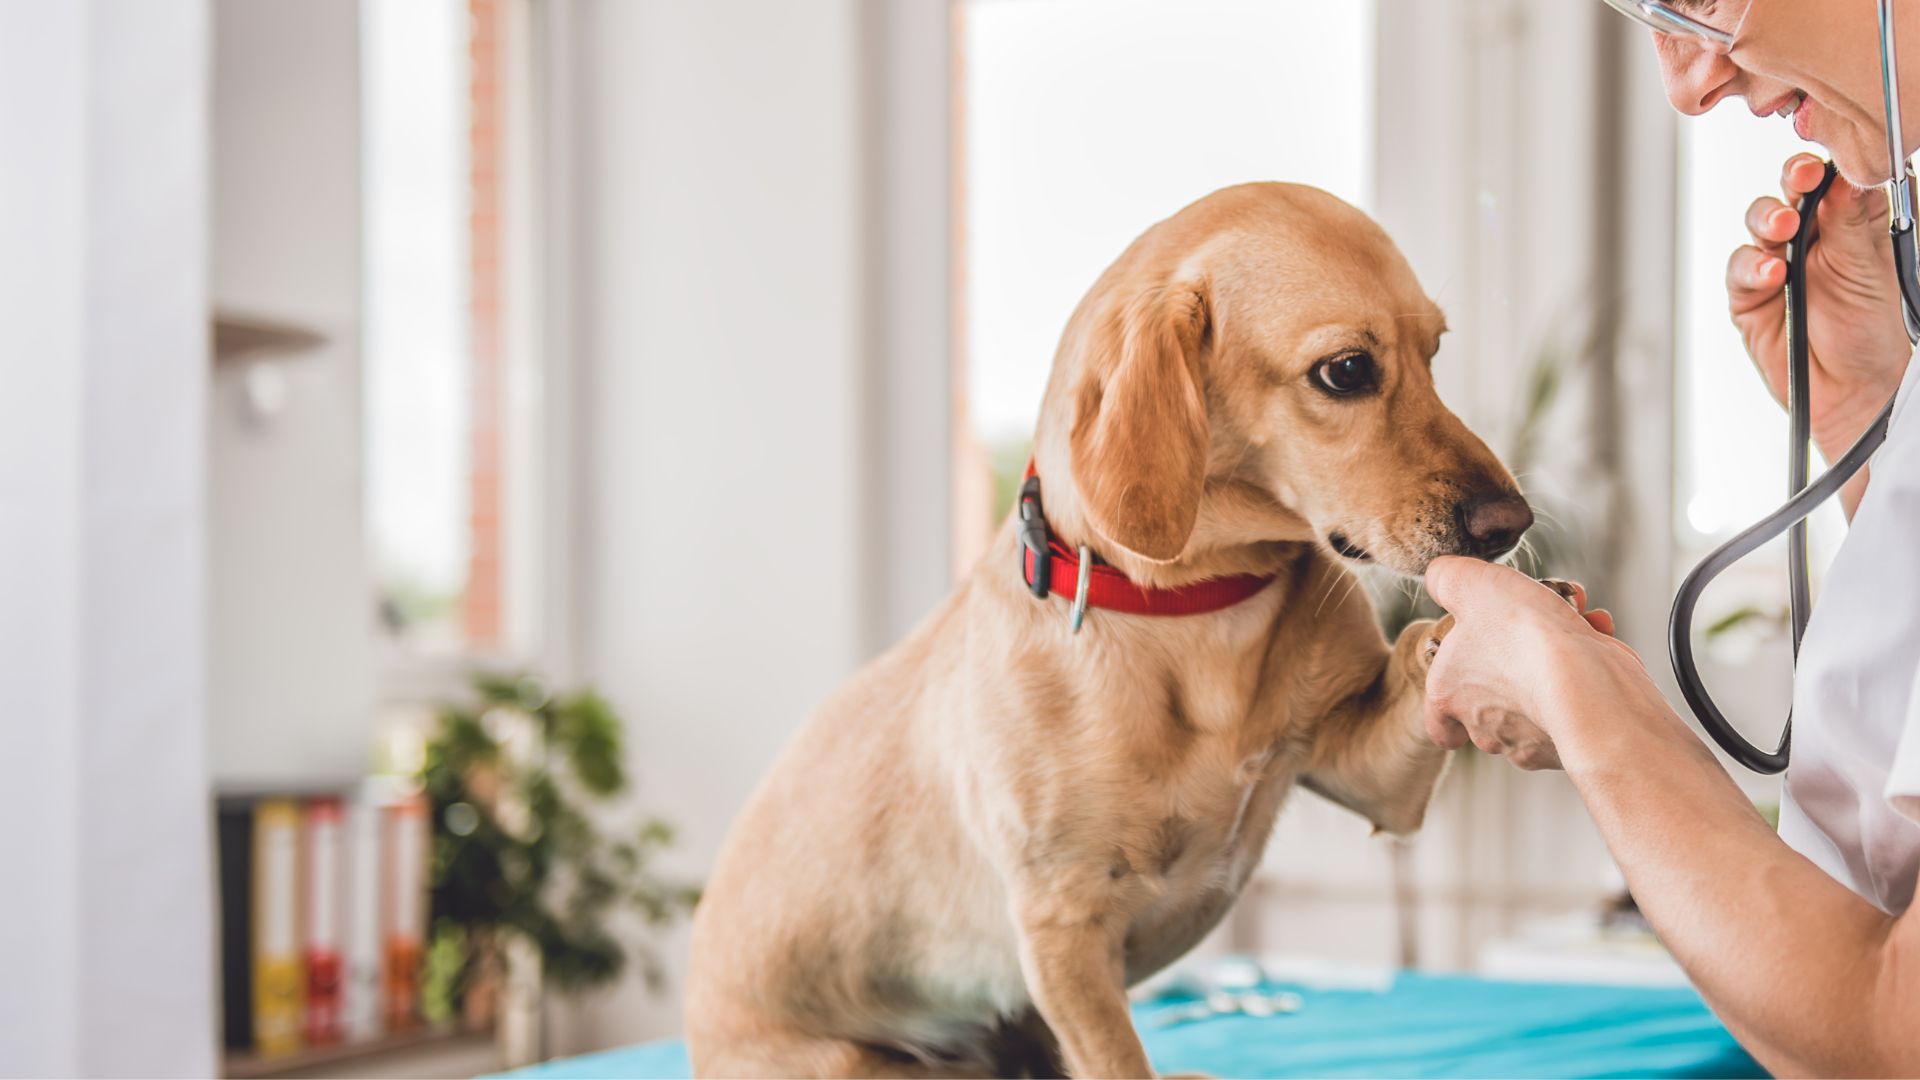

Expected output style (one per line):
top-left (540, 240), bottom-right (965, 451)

top-left (1312, 352), bottom-right (1377, 396)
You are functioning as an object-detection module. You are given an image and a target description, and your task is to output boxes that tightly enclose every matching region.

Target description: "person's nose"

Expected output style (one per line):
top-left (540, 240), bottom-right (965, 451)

top-left (1654, 34), bottom-right (1740, 116)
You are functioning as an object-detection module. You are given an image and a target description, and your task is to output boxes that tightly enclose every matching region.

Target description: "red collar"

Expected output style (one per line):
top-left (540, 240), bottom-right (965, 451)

top-left (1017, 463), bottom-right (1276, 620)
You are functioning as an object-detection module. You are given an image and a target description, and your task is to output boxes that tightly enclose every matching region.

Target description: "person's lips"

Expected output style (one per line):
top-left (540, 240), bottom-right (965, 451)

top-left (1754, 91), bottom-right (1801, 119)
top-left (1792, 94), bottom-right (1815, 141)
top-left (1758, 89), bottom-right (1814, 141)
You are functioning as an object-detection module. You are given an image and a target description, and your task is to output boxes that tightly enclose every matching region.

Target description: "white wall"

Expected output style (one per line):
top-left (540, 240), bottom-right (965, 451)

top-left (0, 0), bottom-right (215, 1074)
top-left (553, 0), bottom-right (950, 1051)
top-left (208, 0), bottom-right (375, 786)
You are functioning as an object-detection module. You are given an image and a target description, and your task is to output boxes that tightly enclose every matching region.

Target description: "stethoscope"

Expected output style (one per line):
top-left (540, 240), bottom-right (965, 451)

top-left (1669, 0), bottom-right (1920, 773)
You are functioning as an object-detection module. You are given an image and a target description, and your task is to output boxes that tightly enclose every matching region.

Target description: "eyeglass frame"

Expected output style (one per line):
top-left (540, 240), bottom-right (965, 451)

top-left (1600, 0), bottom-right (1736, 53)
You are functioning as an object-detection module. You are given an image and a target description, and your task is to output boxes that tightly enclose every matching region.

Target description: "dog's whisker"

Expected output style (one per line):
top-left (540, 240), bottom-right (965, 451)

top-left (1527, 506), bottom-right (1565, 530)
top-left (1506, 536), bottom-right (1529, 569)
top-left (1514, 535), bottom-right (1546, 576)
top-left (1312, 568), bottom-right (1341, 619)
top-left (1315, 577), bottom-right (1341, 620)
top-left (1319, 570), bottom-right (1363, 622)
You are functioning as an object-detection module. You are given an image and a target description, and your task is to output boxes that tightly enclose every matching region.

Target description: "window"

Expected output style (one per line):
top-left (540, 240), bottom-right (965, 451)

top-left (362, 0), bottom-right (543, 668)
top-left (1674, 108), bottom-right (1842, 758)
top-left (1677, 110), bottom-right (1848, 558)
top-left (955, 0), bottom-right (1377, 564)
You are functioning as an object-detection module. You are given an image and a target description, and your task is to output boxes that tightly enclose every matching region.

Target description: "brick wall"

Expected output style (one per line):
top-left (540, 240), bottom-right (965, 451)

top-left (464, 0), bottom-right (503, 646)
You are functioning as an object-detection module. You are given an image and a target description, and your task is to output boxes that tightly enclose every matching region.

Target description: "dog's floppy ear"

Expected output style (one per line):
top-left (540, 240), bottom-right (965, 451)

top-left (1069, 284), bottom-right (1211, 562)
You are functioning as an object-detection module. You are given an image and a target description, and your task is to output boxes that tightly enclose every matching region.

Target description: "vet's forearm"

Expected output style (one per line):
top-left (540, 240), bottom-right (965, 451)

top-left (1564, 707), bottom-right (1915, 1075)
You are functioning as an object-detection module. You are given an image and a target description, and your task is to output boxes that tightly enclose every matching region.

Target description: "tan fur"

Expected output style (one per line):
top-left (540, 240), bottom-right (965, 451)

top-left (686, 183), bottom-right (1523, 1078)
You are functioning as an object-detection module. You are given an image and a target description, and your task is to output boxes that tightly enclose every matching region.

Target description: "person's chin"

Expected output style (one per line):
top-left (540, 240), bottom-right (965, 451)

top-left (1798, 104), bottom-right (1897, 186)
top-left (1827, 148), bottom-right (1889, 187)
top-left (1831, 142), bottom-right (1898, 188)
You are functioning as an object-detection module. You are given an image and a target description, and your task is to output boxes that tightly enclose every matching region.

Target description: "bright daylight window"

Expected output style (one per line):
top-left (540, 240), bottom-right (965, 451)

top-left (1675, 111), bottom-right (1847, 655)
top-left (363, 0), bottom-right (537, 663)
top-left (957, 0), bottom-right (1376, 564)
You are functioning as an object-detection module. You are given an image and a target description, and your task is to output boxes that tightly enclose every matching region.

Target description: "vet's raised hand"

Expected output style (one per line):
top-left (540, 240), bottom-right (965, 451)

top-left (1728, 153), bottom-right (1909, 467)
top-left (1418, 558), bottom-right (1625, 772)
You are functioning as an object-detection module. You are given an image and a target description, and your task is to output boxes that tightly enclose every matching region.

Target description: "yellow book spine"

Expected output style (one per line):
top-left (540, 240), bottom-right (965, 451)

top-left (252, 799), bottom-right (306, 1056)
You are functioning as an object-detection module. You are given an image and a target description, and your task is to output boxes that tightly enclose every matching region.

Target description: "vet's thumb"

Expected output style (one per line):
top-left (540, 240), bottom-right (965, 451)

top-left (1422, 555), bottom-right (1512, 616)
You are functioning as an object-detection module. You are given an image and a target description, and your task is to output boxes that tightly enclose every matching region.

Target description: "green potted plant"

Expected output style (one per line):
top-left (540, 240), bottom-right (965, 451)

top-left (419, 672), bottom-right (700, 1036)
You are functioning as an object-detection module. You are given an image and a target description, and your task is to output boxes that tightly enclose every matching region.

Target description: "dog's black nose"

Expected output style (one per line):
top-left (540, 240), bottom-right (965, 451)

top-left (1454, 493), bottom-right (1533, 560)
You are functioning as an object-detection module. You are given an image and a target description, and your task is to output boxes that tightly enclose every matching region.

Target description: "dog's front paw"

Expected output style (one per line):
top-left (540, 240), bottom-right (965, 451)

top-left (1419, 613), bottom-right (1456, 668)
top-left (1393, 614), bottom-right (1456, 692)
top-left (1538, 578), bottom-right (1582, 610)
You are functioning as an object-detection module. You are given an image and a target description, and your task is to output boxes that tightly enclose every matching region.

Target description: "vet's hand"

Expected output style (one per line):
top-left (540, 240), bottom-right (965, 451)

top-left (1729, 153), bottom-right (1909, 465)
top-left (1419, 558), bottom-right (1641, 772)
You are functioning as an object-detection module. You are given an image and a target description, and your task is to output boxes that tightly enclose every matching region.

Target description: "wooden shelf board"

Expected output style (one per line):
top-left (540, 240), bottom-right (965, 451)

top-left (211, 311), bottom-right (328, 364)
top-left (221, 1025), bottom-right (490, 1079)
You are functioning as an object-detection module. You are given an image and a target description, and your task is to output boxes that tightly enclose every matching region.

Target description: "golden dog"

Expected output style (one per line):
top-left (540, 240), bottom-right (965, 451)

top-left (687, 183), bottom-right (1534, 1077)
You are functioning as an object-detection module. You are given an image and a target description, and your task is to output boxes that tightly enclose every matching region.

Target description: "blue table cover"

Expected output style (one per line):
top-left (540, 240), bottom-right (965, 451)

top-left (492, 972), bottom-right (1764, 1079)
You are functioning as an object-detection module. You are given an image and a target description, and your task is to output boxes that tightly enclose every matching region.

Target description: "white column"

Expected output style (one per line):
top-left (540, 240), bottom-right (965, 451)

top-left (0, 0), bottom-right (215, 1075)
top-left (561, 0), bottom-right (958, 1052)
top-left (857, 0), bottom-right (956, 652)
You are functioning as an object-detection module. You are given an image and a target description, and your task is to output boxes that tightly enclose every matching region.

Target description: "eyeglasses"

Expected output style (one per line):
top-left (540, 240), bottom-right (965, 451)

top-left (1600, 0), bottom-right (1735, 53)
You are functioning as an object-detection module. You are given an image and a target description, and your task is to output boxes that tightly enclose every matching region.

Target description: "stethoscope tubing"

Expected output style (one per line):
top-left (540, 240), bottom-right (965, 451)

top-left (1668, 163), bottom-right (1914, 774)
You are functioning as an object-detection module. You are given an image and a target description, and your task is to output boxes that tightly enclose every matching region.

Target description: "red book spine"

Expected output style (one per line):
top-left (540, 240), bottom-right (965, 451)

top-left (382, 792), bottom-right (428, 1033)
top-left (303, 797), bottom-right (345, 1046)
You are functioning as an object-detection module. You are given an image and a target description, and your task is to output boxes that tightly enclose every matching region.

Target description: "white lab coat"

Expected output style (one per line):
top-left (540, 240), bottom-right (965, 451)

top-left (1779, 344), bottom-right (1920, 915)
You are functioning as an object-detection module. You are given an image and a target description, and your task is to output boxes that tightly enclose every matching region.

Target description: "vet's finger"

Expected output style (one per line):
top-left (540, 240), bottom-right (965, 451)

top-left (1727, 245), bottom-right (1787, 310)
top-left (1513, 743), bottom-right (1564, 772)
top-left (1745, 195), bottom-right (1797, 246)
top-left (1422, 700), bottom-right (1469, 750)
top-left (1468, 727), bottom-right (1506, 756)
top-left (1780, 152), bottom-right (1829, 197)
top-left (1585, 608), bottom-right (1615, 636)
top-left (1423, 556), bottom-right (1540, 616)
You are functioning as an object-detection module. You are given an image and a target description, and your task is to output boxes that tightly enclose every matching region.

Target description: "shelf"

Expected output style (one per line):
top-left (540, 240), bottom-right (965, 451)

top-left (222, 1026), bottom-right (495, 1079)
top-left (212, 310), bottom-right (328, 364)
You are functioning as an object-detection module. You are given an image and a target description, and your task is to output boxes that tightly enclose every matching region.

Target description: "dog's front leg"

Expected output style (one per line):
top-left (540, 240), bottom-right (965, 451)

top-left (1011, 882), bottom-right (1154, 1079)
top-left (1300, 615), bottom-right (1455, 836)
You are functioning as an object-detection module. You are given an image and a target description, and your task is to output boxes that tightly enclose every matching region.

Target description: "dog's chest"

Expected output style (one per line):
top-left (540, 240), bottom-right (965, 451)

top-left (1114, 746), bottom-right (1295, 979)
top-left (1142, 738), bottom-right (1291, 886)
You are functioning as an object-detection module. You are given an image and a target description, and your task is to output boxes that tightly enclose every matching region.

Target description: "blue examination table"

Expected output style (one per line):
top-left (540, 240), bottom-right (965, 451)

top-left (491, 971), bottom-right (1763, 1078)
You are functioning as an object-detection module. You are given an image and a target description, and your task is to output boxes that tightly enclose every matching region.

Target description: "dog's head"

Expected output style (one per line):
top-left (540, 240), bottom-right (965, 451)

top-left (1034, 182), bottom-right (1528, 578)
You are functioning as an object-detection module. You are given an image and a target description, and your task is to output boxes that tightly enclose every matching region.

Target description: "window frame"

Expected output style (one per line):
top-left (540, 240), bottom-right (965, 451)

top-left (368, 0), bottom-right (577, 706)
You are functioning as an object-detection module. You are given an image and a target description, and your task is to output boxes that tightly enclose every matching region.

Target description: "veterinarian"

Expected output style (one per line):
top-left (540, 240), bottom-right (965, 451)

top-left (1423, 1), bottom-right (1920, 1074)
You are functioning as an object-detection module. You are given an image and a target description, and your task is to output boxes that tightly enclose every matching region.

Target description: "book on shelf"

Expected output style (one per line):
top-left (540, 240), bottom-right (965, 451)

top-left (216, 781), bottom-right (433, 1061)
top-left (302, 796), bottom-right (344, 1047)
top-left (342, 787), bottom-right (384, 1043)
top-left (252, 799), bottom-right (305, 1056)
top-left (382, 790), bottom-right (429, 1034)
top-left (217, 802), bottom-right (255, 1051)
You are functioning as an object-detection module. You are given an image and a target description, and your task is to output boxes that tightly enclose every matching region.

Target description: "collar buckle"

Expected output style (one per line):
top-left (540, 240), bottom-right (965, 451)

top-left (1017, 474), bottom-right (1051, 600)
